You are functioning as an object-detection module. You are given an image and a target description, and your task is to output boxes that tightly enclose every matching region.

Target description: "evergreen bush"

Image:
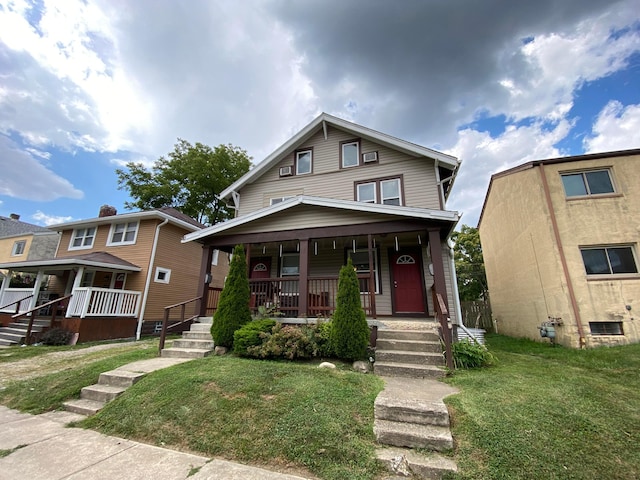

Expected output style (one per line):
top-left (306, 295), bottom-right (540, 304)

top-left (233, 319), bottom-right (277, 356)
top-left (329, 258), bottom-right (370, 361)
top-left (247, 323), bottom-right (319, 360)
top-left (211, 244), bottom-right (252, 348)
top-left (40, 328), bottom-right (73, 346)
top-left (452, 339), bottom-right (495, 369)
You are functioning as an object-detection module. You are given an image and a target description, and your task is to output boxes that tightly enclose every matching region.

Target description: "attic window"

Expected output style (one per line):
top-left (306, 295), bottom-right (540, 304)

top-left (12, 240), bottom-right (26, 256)
top-left (341, 139), bottom-right (361, 168)
top-left (295, 149), bottom-right (312, 175)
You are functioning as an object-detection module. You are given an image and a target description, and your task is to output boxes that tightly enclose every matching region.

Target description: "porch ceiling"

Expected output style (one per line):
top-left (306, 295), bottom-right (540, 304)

top-left (0, 251), bottom-right (142, 274)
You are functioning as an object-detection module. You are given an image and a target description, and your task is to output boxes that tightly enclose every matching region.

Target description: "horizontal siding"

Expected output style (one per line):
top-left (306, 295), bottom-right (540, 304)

top-left (239, 125), bottom-right (440, 215)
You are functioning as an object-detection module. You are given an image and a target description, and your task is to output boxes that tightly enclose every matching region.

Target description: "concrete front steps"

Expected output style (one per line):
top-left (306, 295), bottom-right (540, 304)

top-left (0, 318), bottom-right (49, 346)
top-left (374, 328), bottom-right (445, 379)
top-left (160, 318), bottom-right (215, 359)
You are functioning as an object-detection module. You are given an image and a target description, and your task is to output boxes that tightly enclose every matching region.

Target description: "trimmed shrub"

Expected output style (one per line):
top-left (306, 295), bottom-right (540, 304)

top-left (247, 323), bottom-right (319, 360)
top-left (330, 258), bottom-right (370, 361)
top-left (233, 319), bottom-right (277, 356)
top-left (316, 320), bottom-right (335, 358)
top-left (40, 328), bottom-right (73, 346)
top-left (452, 339), bottom-right (495, 369)
top-left (211, 244), bottom-right (252, 348)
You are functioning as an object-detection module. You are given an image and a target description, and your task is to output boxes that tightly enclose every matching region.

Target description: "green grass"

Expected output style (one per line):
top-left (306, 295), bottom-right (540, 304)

top-left (0, 347), bottom-right (157, 413)
top-left (81, 356), bottom-right (385, 480)
top-left (445, 334), bottom-right (640, 480)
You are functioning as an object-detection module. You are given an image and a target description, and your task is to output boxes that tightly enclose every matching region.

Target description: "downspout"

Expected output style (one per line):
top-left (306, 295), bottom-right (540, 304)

top-left (538, 164), bottom-right (586, 348)
top-left (447, 238), bottom-right (463, 326)
top-left (136, 217), bottom-right (169, 340)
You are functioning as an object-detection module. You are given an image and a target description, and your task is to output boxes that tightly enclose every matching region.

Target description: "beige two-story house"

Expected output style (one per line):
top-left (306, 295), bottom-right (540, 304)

top-left (479, 149), bottom-right (640, 348)
top-left (0, 206), bottom-right (223, 344)
top-left (186, 113), bottom-right (462, 324)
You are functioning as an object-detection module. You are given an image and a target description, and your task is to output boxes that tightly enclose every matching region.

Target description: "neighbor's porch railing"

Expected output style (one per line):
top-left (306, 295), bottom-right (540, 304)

top-left (66, 287), bottom-right (142, 318)
top-left (0, 288), bottom-right (34, 314)
top-left (249, 276), bottom-right (374, 317)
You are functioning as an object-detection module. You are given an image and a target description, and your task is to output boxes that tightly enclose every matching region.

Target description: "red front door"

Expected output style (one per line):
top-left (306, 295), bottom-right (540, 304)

top-left (391, 251), bottom-right (426, 314)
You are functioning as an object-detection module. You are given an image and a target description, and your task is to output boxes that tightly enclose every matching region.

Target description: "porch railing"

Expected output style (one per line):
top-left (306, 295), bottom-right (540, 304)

top-left (433, 288), bottom-right (454, 370)
top-left (11, 295), bottom-right (73, 345)
top-left (249, 276), bottom-right (374, 317)
top-left (158, 296), bottom-right (202, 353)
top-left (0, 289), bottom-right (34, 314)
top-left (67, 287), bottom-right (142, 318)
top-left (205, 286), bottom-right (223, 316)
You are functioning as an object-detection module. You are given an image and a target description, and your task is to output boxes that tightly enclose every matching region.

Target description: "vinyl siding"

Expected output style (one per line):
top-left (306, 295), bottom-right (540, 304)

top-left (238, 125), bottom-right (440, 216)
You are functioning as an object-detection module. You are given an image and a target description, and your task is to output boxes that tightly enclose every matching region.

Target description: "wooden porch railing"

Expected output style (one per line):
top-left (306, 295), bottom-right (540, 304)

top-left (249, 275), bottom-right (374, 317)
top-left (158, 296), bottom-right (202, 354)
top-left (205, 286), bottom-right (223, 316)
top-left (11, 295), bottom-right (73, 345)
top-left (432, 287), bottom-right (454, 370)
top-left (67, 287), bottom-right (141, 318)
top-left (0, 290), bottom-right (34, 314)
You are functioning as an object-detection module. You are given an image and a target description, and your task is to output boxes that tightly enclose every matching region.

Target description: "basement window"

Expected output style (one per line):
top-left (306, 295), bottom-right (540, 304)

top-left (589, 322), bottom-right (624, 335)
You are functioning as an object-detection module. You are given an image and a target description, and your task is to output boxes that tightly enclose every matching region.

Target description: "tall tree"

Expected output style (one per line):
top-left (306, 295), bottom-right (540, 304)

top-left (451, 225), bottom-right (488, 301)
top-left (116, 139), bottom-right (251, 225)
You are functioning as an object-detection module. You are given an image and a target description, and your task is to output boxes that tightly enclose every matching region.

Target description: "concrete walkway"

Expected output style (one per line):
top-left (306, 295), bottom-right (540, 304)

top-left (0, 356), bottom-right (312, 480)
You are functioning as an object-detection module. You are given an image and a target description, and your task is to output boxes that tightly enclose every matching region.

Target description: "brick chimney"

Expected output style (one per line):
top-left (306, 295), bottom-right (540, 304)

top-left (98, 205), bottom-right (117, 217)
top-left (9, 213), bottom-right (20, 221)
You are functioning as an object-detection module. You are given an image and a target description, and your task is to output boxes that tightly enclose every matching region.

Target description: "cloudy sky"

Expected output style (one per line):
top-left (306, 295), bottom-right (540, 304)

top-left (1, 0), bottom-right (639, 228)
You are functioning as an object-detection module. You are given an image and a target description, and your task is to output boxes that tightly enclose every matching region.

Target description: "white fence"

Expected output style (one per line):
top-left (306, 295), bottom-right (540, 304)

top-left (0, 288), bottom-right (34, 313)
top-left (67, 287), bottom-right (141, 318)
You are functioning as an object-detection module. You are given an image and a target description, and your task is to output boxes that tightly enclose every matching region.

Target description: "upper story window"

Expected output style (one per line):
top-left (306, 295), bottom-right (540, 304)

top-left (341, 139), bottom-right (361, 168)
top-left (11, 240), bottom-right (26, 256)
top-left (70, 227), bottom-right (96, 250)
top-left (295, 149), bottom-right (312, 175)
top-left (561, 169), bottom-right (615, 197)
top-left (356, 177), bottom-right (403, 206)
top-left (580, 245), bottom-right (638, 276)
top-left (107, 221), bottom-right (139, 246)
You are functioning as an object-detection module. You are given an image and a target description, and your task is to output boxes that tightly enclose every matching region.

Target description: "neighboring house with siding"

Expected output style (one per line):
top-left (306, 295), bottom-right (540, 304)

top-left (186, 113), bottom-right (463, 324)
top-left (0, 206), bottom-right (224, 344)
top-left (478, 149), bottom-right (640, 348)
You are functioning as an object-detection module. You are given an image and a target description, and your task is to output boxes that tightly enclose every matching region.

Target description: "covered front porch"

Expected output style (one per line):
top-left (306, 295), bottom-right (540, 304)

top-left (0, 252), bottom-right (143, 344)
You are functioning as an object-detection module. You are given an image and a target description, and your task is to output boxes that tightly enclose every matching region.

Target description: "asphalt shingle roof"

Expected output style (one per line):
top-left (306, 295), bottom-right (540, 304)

top-left (0, 216), bottom-right (53, 238)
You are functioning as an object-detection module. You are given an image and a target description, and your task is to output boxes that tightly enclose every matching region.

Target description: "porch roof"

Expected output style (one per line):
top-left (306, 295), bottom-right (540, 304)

top-left (183, 195), bottom-right (460, 244)
top-left (0, 251), bottom-right (142, 274)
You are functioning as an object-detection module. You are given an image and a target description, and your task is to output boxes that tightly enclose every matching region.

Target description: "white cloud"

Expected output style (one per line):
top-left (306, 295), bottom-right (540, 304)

top-left (584, 101), bottom-right (640, 153)
top-left (32, 210), bottom-right (75, 226)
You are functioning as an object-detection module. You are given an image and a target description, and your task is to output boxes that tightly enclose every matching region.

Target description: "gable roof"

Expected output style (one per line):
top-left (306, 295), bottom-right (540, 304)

top-left (48, 207), bottom-right (206, 232)
top-left (219, 112), bottom-right (460, 201)
top-left (0, 216), bottom-right (54, 239)
top-left (183, 195), bottom-right (459, 244)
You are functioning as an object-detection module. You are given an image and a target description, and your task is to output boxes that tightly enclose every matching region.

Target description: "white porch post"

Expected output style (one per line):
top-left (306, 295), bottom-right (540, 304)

top-left (28, 270), bottom-right (45, 311)
top-left (0, 272), bottom-right (8, 306)
top-left (68, 267), bottom-right (85, 318)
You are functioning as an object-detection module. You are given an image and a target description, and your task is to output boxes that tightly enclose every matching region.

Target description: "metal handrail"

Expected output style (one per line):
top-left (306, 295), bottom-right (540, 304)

top-left (158, 296), bottom-right (202, 354)
top-left (11, 294), bottom-right (73, 345)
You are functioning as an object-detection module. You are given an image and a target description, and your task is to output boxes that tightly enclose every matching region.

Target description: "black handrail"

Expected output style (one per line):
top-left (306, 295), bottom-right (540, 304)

top-left (158, 296), bottom-right (202, 354)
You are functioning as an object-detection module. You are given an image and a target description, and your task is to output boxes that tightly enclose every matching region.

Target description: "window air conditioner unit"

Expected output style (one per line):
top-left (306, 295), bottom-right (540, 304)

top-left (279, 166), bottom-right (293, 177)
top-left (362, 151), bottom-right (378, 163)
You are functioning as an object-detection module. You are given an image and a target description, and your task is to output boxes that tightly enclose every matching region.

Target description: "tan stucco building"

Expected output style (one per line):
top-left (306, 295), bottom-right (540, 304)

top-left (479, 149), bottom-right (640, 348)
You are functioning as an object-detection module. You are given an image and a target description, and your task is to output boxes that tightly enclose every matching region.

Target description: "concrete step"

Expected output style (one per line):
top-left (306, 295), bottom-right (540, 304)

top-left (161, 347), bottom-right (213, 359)
top-left (99, 370), bottom-right (145, 388)
top-left (376, 338), bottom-right (441, 353)
top-left (377, 447), bottom-right (457, 479)
top-left (374, 419), bottom-right (453, 451)
top-left (1, 326), bottom-right (43, 335)
top-left (11, 320), bottom-right (50, 328)
top-left (182, 331), bottom-right (213, 340)
top-left (0, 332), bottom-right (24, 343)
top-left (63, 398), bottom-right (104, 416)
top-left (377, 329), bottom-right (439, 342)
top-left (376, 350), bottom-right (444, 366)
top-left (374, 362), bottom-right (445, 379)
top-left (189, 323), bottom-right (213, 332)
top-left (81, 384), bottom-right (128, 403)
top-left (172, 339), bottom-right (214, 349)
top-left (0, 337), bottom-right (17, 346)
top-left (375, 396), bottom-right (450, 427)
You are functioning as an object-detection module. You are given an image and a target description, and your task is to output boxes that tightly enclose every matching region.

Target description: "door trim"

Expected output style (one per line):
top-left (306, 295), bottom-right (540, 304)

top-left (388, 247), bottom-right (429, 316)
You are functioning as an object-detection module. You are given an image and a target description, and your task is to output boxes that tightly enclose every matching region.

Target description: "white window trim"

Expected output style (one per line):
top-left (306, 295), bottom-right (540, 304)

top-left (154, 267), bottom-right (172, 284)
top-left (80, 271), bottom-right (95, 287)
top-left (11, 240), bottom-right (26, 256)
top-left (357, 182), bottom-right (377, 204)
top-left (381, 178), bottom-right (401, 205)
top-left (107, 221), bottom-right (140, 246)
top-left (342, 141), bottom-right (360, 168)
top-left (69, 226), bottom-right (97, 250)
top-left (295, 149), bottom-right (312, 175)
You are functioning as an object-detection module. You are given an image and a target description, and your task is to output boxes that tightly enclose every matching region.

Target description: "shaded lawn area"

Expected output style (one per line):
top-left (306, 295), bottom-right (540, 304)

top-left (445, 335), bottom-right (640, 480)
top-left (81, 356), bottom-right (385, 480)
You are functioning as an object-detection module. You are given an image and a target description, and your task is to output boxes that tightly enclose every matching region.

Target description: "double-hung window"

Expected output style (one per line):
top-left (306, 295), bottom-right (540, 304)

top-left (356, 177), bottom-right (403, 206)
top-left (341, 140), bottom-right (360, 168)
top-left (561, 169), bottom-right (615, 197)
top-left (580, 246), bottom-right (638, 275)
top-left (70, 227), bottom-right (96, 250)
top-left (108, 221), bottom-right (138, 246)
top-left (348, 249), bottom-right (380, 294)
top-left (295, 149), bottom-right (312, 175)
top-left (12, 240), bottom-right (26, 256)
top-left (280, 253), bottom-right (300, 276)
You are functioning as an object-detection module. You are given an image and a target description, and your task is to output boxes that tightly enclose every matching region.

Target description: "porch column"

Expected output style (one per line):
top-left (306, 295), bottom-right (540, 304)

top-left (367, 234), bottom-right (377, 318)
top-left (428, 228), bottom-right (449, 312)
top-left (0, 272), bottom-right (8, 306)
top-left (68, 266), bottom-right (84, 318)
top-left (28, 270), bottom-right (45, 311)
top-left (244, 243), bottom-right (251, 277)
top-left (298, 239), bottom-right (309, 317)
top-left (197, 245), bottom-right (214, 317)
